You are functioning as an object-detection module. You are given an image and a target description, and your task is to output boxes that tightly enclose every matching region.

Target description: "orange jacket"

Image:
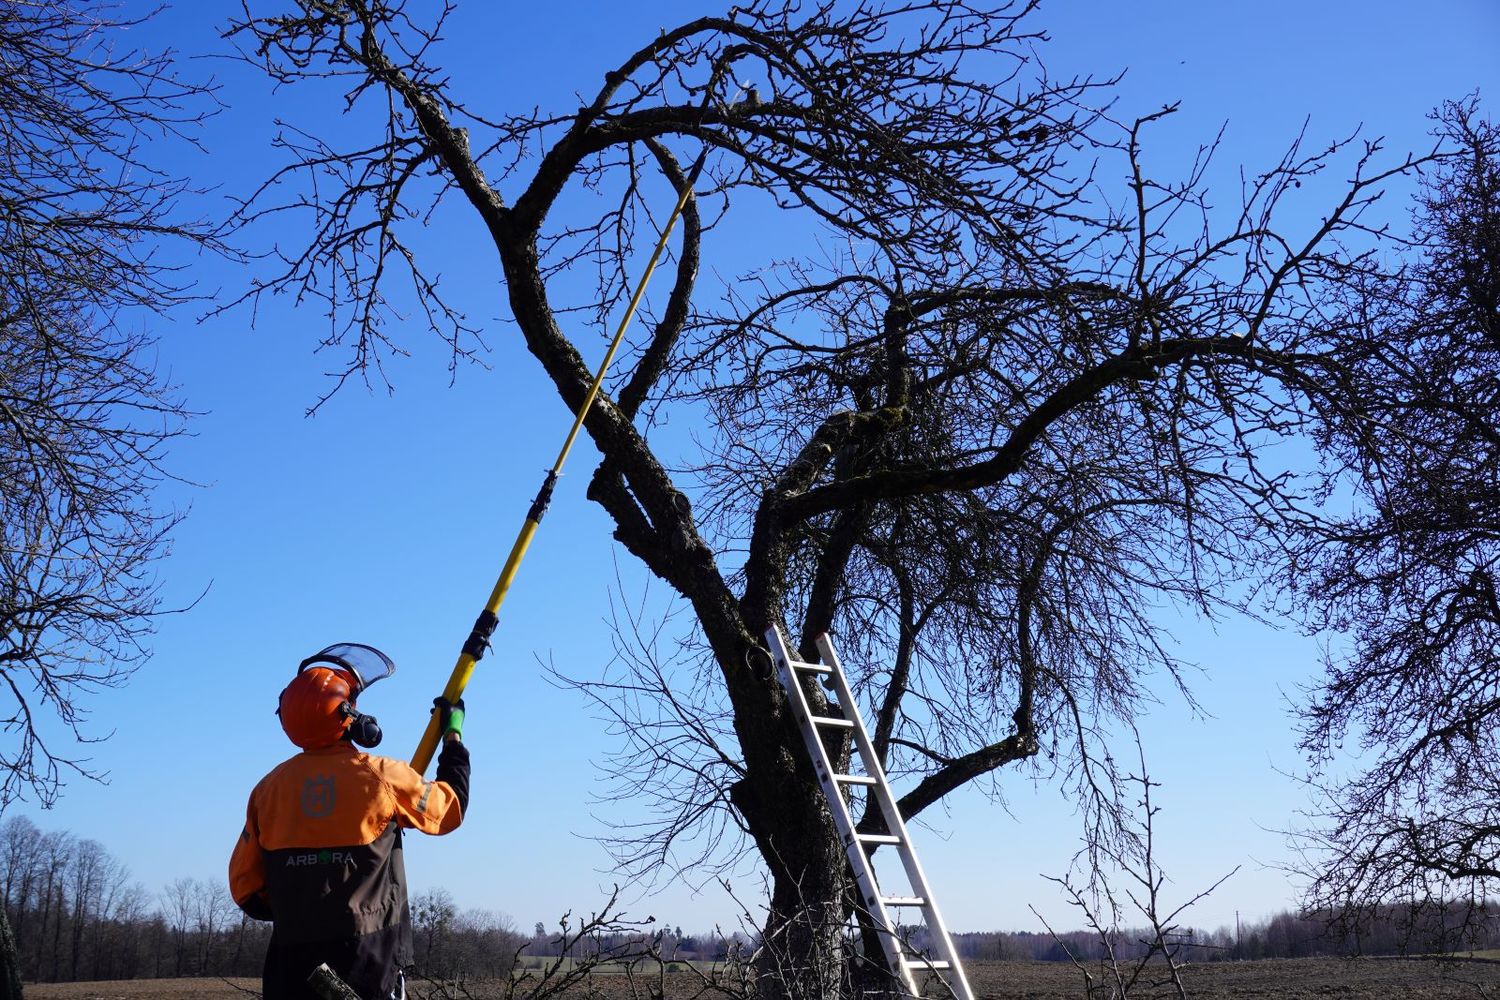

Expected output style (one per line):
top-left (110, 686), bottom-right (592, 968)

top-left (230, 742), bottom-right (464, 934)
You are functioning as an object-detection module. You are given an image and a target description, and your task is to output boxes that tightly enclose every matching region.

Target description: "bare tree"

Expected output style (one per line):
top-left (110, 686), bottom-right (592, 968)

top-left (65, 839), bottom-right (106, 981)
top-left (412, 886), bottom-right (459, 976)
top-left (161, 876), bottom-right (196, 977)
top-left (0, 3), bottom-right (223, 981)
top-left (223, 1), bottom-right (1461, 994)
top-left (1033, 739), bottom-right (1236, 999)
top-left (449, 908), bottom-right (526, 981)
top-left (0, 817), bottom-right (39, 918)
top-left (87, 856), bottom-right (144, 980)
top-left (29, 829), bottom-right (72, 983)
top-left (1292, 99), bottom-right (1500, 951)
top-left (0, 0), bottom-right (225, 812)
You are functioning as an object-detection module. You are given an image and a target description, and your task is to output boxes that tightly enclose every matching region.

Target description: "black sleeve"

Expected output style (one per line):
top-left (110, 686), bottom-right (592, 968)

top-left (436, 738), bottom-right (470, 815)
top-left (237, 893), bottom-right (273, 922)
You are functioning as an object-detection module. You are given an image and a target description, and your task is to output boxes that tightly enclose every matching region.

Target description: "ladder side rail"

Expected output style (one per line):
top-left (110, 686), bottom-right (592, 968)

top-left (815, 633), bottom-right (978, 1000)
top-left (764, 626), bottom-right (919, 998)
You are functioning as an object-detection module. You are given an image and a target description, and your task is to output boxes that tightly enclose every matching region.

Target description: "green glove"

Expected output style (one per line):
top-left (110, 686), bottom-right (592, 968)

top-left (433, 697), bottom-right (465, 739)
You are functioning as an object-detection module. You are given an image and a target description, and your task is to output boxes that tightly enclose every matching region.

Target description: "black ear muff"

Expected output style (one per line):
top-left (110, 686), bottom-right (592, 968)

top-left (348, 710), bottom-right (383, 749)
top-left (340, 702), bottom-right (384, 749)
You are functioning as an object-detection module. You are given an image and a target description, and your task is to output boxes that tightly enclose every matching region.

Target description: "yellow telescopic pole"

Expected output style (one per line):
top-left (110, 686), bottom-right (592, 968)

top-left (411, 145), bottom-right (713, 774)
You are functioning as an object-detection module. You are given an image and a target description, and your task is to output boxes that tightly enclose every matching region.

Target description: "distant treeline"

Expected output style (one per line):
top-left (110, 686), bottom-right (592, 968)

top-left (949, 904), bottom-right (1500, 963)
top-left (0, 815), bottom-right (269, 981)
top-left (2, 815), bottom-right (1496, 985)
top-left (0, 816), bottom-right (747, 984)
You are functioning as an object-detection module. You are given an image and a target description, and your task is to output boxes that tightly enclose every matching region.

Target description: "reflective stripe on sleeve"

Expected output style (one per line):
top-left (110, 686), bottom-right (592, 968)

top-left (417, 781), bottom-right (433, 814)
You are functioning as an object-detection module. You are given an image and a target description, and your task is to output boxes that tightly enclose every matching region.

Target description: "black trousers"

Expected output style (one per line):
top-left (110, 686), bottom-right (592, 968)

top-left (262, 927), bottom-right (406, 1000)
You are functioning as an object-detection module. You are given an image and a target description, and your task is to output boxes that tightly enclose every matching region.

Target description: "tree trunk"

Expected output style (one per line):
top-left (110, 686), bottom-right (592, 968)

top-left (68, 900), bottom-right (82, 981)
top-left (734, 752), bottom-right (854, 1000)
top-left (33, 872), bottom-right (51, 982)
top-left (10, 876), bottom-right (28, 982)
top-left (0, 905), bottom-right (22, 1000)
top-left (230, 916), bottom-right (246, 975)
top-left (47, 887), bottom-right (62, 983)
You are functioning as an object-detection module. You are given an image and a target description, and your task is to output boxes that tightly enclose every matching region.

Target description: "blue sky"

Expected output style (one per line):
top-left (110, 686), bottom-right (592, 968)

top-left (10, 0), bottom-right (1500, 938)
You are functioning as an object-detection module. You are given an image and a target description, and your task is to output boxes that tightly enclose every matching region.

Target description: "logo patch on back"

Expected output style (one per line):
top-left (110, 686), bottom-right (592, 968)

top-left (300, 775), bottom-right (336, 818)
top-left (285, 849), bottom-right (352, 868)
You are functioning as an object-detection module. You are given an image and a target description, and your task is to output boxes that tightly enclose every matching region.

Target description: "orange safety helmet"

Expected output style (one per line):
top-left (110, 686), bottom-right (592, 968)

top-left (277, 643), bottom-right (396, 750)
top-left (279, 666), bottom-right (358, 749)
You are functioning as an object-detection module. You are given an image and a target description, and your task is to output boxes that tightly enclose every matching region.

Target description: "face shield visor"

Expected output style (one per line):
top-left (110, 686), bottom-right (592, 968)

top-left (297, 642), bottom-right (397, 695)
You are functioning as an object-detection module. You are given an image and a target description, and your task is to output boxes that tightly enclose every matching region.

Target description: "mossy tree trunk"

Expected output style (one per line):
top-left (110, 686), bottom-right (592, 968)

top-left (0, 905), bottom-right (23, 1000)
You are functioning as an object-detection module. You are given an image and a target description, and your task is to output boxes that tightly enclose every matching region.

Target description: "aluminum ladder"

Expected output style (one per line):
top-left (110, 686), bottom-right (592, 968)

top-left (766, 626), bottom-right (976, 1000)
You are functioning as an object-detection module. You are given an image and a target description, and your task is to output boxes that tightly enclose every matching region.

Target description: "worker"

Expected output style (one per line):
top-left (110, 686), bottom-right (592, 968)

top-left (229, 643), bottom-right (470, 1000)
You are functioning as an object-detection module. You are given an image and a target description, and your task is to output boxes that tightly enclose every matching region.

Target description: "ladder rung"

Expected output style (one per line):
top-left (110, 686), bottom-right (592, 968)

top-left (811, 716), bottom-right (854, 729)
top-left (881, 895), bottom-right (927, 907)
top-left (834, 774), bottom-right (877, 786)
top-left (902, 958), bottom-right (952, 971)
top-left (790, 660), bottom-right (832, 674)
top-left (855, 833), bottom-right (902, 846)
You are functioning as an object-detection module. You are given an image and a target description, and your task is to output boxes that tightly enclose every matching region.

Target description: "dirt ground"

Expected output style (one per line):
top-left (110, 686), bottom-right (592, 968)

top-left (966, 956), bottom-right (1500, 997)
top-left (24, 957), bottom-right (1500, 999)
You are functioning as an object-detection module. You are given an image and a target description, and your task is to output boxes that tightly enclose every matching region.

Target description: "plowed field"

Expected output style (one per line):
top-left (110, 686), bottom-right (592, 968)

top-left (24, 957), bottom-right (1500, 999)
